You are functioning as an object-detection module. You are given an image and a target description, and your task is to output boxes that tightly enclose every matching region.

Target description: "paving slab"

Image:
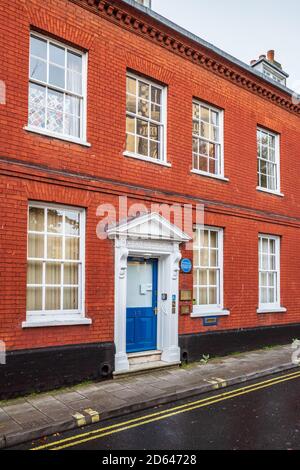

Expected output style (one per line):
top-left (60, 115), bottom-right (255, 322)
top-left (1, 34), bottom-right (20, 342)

top-left (94, 396), bottom-right (128, 411)
top-left (0, 409), bottom-right (23, 435)
top-left (53, 391), bottom-right (86, 404)
top-left (0, 344), bottom-right (298, 448)
top-left (26, 396), bottom-right (74, 422)
top-left (110, 388), bottom-right (149, 401)
top-left (2, 403), bottom-right (50, 430)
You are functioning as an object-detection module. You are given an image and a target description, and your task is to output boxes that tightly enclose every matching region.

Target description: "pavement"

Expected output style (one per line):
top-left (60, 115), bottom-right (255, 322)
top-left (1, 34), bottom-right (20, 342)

top-left (0, 344), bottom-right (298, 449)
top-left (18, 369), bottom-right (300, 451)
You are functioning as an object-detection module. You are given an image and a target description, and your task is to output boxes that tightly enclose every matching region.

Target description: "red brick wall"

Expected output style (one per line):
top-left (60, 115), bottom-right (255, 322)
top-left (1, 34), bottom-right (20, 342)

top-left (0, 0), bottom-right (300, 351)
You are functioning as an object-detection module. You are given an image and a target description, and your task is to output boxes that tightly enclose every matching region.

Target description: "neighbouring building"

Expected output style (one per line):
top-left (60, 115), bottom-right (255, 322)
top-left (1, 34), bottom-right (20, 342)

top-left (1, 0), bottom-right (300, 398)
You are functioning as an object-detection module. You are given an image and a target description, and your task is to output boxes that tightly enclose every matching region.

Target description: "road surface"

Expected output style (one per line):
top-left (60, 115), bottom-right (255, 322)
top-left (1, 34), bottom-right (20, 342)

top-left (10, 369), bottom-right (300, 451)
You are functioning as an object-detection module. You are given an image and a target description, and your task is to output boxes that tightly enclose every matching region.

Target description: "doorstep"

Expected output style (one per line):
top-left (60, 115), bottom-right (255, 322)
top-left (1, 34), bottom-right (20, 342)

top-left (113, 360), bottom-right (181, 379)
top-left (128, 350), bottom-right (162, 365)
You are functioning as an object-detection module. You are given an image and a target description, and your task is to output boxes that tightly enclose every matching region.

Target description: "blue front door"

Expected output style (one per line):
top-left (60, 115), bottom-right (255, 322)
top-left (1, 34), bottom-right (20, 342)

top-left (126, 258), bottom-right (158, 353)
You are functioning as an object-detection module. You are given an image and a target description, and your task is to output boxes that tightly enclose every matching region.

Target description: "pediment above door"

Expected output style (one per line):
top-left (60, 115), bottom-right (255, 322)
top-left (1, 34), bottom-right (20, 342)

top-left (107, 212), bottom-right (191, 243)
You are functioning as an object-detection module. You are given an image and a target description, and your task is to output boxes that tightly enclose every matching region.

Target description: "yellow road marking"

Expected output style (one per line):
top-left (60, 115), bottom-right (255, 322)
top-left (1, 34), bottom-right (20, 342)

top-left (72, 413), bottom-right (86, 427)
top-left (212, 378), bottom-right (227, 387)
top-left (203, 378), bottom-right (220, 389)
top-left (32, 369), bottom-right (300, 451)
top-left (203, 377), bottom-right (227, 389)
top-left (50, 372), bottom-right (300, 450)
top-left (84, 409), bottom-right (100, 424)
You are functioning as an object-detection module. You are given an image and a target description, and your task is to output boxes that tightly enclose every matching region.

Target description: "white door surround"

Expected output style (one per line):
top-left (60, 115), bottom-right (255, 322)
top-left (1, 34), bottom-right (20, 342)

top-left (107, 213), bottom-right (191, 373)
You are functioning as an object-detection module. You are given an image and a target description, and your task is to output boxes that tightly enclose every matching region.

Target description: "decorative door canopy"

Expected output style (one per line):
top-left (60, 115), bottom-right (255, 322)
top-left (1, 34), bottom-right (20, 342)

top-left (107, 212), bottom-right (191, 243)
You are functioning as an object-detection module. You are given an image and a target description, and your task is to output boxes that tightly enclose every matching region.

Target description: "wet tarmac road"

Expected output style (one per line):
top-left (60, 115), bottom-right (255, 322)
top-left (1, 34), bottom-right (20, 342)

top-left (10, 370), bottom-right (300, 450)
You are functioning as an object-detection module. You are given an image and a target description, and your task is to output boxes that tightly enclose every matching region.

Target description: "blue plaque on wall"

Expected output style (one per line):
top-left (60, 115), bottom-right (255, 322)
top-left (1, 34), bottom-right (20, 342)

top-left (180, 258), bottom-right (192, 274)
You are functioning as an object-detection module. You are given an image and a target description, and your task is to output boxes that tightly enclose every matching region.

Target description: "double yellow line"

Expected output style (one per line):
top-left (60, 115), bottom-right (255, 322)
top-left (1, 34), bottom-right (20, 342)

top-left (32, 369), bottom-right (300, 451)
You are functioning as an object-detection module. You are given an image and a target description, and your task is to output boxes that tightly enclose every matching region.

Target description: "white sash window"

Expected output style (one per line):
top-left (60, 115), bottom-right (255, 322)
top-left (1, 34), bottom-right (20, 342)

top-left (27, 33), bottom-right (87, 144)
top-left (192, 227), bottom-right (229, 317)
top-left (24, 203), bottom-right (90, 328)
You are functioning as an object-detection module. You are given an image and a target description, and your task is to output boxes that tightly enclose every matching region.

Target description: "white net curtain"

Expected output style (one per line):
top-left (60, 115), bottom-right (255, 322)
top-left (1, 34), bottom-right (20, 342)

top-left (27, 205), bottom-right (82, 313)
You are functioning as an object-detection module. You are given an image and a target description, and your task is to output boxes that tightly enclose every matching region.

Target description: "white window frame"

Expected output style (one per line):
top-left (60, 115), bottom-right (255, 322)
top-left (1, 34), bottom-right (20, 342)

top-left (24, 31), bottom-right (90, 147)
top-left (135, 0), bottom-right (152, 7)
top-left (124, 72), bottom-right (169, 167)
top-left (257, 127), bottom-right (282, 196)
top-left (23, 201), bottom-right (91, 328)
top-left (191, 100), bottom-right (225, 180)
top-left (192, 226), bottom-right (229, 317)
top-left (257, 234), bottom-right (286, 314)
top-left (262, 64), bottom-right (286, 86)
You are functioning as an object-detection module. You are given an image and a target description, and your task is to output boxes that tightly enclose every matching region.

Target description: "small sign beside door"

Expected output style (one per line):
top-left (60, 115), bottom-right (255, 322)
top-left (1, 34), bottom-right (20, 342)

top-left (203, 317), bottom-right (218, 327)
top-left (180, 290), bottom-right (192, 301)
top-left (180, 304), bottom-right (191, 315)
top-left (172, 295), bottom-right (176, 314)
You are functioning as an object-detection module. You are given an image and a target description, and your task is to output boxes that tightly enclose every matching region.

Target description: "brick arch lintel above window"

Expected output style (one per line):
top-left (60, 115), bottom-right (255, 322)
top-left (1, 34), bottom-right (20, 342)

top-left (70, 0), bottom-right (300, 118)
top-left (25, 6), bottom-right (96, 51)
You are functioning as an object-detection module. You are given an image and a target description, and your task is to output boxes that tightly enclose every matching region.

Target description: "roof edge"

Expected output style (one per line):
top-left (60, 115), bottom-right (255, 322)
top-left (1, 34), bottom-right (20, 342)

top-left (68, 0), bottom-right (300, 116)
top-left (122, 0), bottom-right (294, 96)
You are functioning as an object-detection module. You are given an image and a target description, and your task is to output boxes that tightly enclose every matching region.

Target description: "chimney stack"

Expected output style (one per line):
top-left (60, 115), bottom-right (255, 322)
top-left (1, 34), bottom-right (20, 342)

top-left (250, 49), bottom-right (288, 86)
top-left (267, 50), bottom-right (275, 63)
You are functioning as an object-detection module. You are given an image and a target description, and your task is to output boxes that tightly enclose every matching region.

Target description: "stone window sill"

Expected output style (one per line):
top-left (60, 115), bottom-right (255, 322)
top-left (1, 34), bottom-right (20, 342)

top-left (191, 309), bottom-right (230, 318)
top-left (123, 151), bottom-right (171, 167)
top-left (22, 317), bottom-right (92, 328)
top-left (24, 126), bottom-right (91, 147)
top-left (191, 169), bottom-right (229, 182)
top-left (256, 187), bottom-right (284, 198)
top-left (257, 307), bottom-right (287, 314)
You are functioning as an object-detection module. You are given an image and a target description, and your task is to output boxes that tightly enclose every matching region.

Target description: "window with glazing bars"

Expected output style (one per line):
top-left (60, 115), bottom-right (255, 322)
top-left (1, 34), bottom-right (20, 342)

top-left (126, 73), bottom-right (165, 161)
top-left (192, 101), bottom-right (223, 176)
top-left (28, 33), bottom-right (86, 140)
top-left (259, 235), bottom-right (280, 307)
top-left (193, 227), bottom-right (222, 307)
top-left (257, 128), bottom-right (279, 192)
top-left (27, 204), bottom-right (84, 316)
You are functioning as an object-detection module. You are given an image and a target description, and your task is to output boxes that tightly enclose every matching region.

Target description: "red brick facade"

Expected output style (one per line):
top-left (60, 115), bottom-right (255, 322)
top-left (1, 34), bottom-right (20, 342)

top-left (1, 0), bottom-right (300, 358)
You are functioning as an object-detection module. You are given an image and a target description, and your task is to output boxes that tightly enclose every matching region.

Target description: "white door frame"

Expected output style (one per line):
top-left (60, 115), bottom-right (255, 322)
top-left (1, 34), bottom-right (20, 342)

top-left (108, 213), bottom-right (190, 373)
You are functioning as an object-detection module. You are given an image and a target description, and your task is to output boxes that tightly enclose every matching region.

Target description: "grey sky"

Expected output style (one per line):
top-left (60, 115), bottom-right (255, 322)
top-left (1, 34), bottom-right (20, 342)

top-left (152, 0), bottom-right (300, 88)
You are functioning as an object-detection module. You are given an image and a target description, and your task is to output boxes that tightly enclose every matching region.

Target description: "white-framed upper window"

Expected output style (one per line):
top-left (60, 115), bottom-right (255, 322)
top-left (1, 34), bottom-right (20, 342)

top-left (28, 32), bottom-right (87, 143)
top-left (125, 72), bottom-right (167, 164)
top-left (26, 202), bottom-right (86, 323)
top-left (192, 101), bottom-right (224, 178)
top-left (135, 0), bottom-right (151, 6)
top-left (193, 227), bottom-right (227, 316)
top-left (257, 128), bottom-right (280, 193)
top-left (262, 65), bottom-right (286, 86)
top-left (258, 234), bottom-right (280, 310)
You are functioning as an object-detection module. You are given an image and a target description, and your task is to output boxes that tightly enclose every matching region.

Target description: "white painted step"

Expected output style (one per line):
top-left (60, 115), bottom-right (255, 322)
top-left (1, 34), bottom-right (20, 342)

top-left (128, 350), bottom-right (162, 366)
top-left (113, 360), bottom-right (181, 379)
